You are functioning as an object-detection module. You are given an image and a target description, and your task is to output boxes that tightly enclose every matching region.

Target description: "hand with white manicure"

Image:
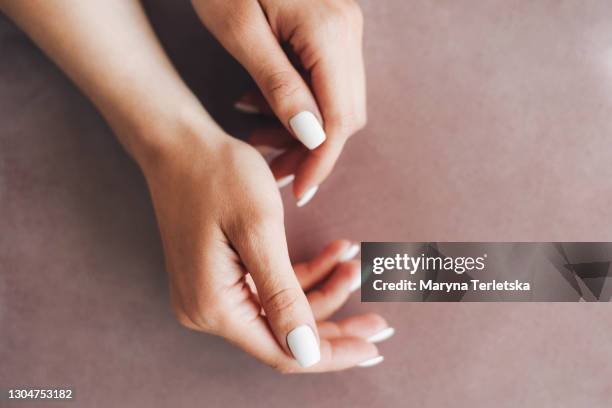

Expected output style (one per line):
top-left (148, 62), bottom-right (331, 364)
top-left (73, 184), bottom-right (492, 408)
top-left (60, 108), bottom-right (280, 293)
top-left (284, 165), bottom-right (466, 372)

top-left (140, 125), bottom-right (392, 372)
top-left (1, 0), bottom-right (386, 374)
top-left (192, 0), bottom-right (367, 206)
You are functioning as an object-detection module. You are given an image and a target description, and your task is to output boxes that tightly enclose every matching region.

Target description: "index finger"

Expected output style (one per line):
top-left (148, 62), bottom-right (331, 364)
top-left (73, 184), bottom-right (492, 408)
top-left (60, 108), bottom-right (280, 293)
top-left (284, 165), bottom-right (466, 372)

top-left (223, 314), bottom-right (380, 373)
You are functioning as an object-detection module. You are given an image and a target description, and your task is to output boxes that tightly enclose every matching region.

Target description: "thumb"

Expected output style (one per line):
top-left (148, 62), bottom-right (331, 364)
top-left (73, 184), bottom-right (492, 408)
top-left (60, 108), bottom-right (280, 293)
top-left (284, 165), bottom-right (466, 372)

top-left (227, 213), bottom-right (321, 368)
top-left (201, 1), bottom-right (326, 150)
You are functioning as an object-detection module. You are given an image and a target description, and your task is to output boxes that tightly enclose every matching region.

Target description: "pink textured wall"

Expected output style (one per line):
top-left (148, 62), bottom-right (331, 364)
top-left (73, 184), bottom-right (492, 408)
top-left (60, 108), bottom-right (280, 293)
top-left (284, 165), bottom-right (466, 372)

top-left (2, 1), bottom-right (612, 406)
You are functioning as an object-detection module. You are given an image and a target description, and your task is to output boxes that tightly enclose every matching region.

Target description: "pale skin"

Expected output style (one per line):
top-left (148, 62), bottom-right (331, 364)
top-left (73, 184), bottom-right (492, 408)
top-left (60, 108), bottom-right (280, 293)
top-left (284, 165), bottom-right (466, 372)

top-left (0, 0), bottom-right (383, 372)
top-left (192, 0), bottom-right (367, 198)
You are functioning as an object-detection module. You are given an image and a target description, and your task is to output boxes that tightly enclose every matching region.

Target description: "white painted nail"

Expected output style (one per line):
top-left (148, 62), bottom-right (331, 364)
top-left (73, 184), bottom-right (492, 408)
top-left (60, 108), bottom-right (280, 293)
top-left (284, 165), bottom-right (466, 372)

top-left (339, 243), bottom-right (360, 262)
top-left (289, 111), bottom-right (326, 150)
top-left (349, 272), bottom-right (362, 293)
top-left (366, 327), bottom-right (395, 344)
top-left (234, 101), bottom-right (260, 114)
top-left (357, 356), bottom-right (384, 368)
top-left (296, 185), bottom-right (318, 207)
top-left (287, 325), bottom-right (321, 368)
top-left (276, 174), bottom-right (295, 189)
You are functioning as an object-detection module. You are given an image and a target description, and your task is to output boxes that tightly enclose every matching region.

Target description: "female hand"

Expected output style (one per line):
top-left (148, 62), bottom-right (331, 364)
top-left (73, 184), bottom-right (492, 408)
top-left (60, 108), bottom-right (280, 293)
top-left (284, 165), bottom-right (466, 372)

top-left (1, 0), bottom-right (387, 372)
top-left (192, 0), bottom-right (367, 205)
top-left (141, 125), bottom-right (390, 372)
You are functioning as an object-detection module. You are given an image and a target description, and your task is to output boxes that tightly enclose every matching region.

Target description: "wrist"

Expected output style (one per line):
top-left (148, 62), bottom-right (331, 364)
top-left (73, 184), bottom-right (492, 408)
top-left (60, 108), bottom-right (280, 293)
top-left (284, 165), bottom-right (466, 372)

top-left (108, 93), bottom-right (228, 174)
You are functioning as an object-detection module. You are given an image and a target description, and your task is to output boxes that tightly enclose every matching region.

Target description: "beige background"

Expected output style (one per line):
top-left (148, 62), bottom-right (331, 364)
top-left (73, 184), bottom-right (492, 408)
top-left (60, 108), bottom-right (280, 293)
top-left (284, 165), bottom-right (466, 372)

top-left (2, 1), bottom-right (612, 406)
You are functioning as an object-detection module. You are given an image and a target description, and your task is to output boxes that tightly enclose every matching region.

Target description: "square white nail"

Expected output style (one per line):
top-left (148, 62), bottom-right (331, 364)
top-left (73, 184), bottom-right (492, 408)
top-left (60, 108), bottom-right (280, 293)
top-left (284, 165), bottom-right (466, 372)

top-left (289, 111), bottom-right (326, 150)
top-left (287, 325), bottom-right (320, 368)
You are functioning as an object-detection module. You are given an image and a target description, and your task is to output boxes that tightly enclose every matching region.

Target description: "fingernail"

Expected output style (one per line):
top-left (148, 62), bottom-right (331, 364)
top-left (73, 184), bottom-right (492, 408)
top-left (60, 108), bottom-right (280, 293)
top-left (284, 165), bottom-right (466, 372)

top-left (287, 325), bottom-right (321, 368)
top-left (276, 174), bottom-right (295, 189)
top-left (289, 111), bottom-right (326, 150)
top-left (234, 101), bottom-right (260, 114)
top-left (366, 327), bottom-right (395, 344)
top-left (296, 185), bottom-right (318, 207)
top-left (357, 355), bottom-right (384, 368)
top-left (339, 243), bottom-right (360, 262)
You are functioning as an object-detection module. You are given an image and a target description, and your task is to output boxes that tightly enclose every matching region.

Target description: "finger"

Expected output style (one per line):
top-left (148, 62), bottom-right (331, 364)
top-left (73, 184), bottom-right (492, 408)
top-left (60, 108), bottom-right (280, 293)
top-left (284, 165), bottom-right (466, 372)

top-left (234, 89), bottom-right (274, 116)
top-left (222, 314), bottom-right (380, 373)
top-left (200, 1), bottom-right (326, 151)
top-left (293, 10), bottom-right (367, 197)
top-left (307, 260), bottom-right (361, 320)
top-left (294, 240), bottom-right (358, 291)
top-left (317, 314), bottom-right (394, 344)
top-left (305, 336), bottom-right (380, 372)
top-left (293, 135), bottom-right (346, 199)
top-left (226, 213), bottom-right (321, 368)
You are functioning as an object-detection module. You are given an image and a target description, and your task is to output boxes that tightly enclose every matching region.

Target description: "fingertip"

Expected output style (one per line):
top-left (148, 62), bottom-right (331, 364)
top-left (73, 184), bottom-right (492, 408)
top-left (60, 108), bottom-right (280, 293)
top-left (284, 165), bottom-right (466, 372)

top-left (297, 240), bottom-right (352, 292)
top-left (276, 174), bottom-right (295, 189)
top-left (319, 240), bottom-right (354, 262)
top-left (292, 174), bottom-right (318, 203)
top-left (349, 270), bottom-right (362, 293)
top-left (350, 313), bottom-right (389, 334)
top-left (336, 260), bottom-right (361, 293)
top-left (292, 140), bottom-right (344, 199)
top-left (310, 240), bottom-right (354, 273)
top-left (338, 242), bottom-right (361, 262)
top-left (360, 313), bottom-right (389, 330)
top-left (296, 185), bottom-right (319, 207)
top-left (332, 313), bottom-right (391, 340)
top-left (287, 324), bottom-right (321, 368)
top-left (366, 327), bottom-right (396, 344)
top-left (333, 261), bottom-right (361, 291)
top-left (315, 337), bottom-right (380, 372)
top-left (289, 111), bottom-right (327, 150)
top-left (357, 355), bottom-right (385, 368)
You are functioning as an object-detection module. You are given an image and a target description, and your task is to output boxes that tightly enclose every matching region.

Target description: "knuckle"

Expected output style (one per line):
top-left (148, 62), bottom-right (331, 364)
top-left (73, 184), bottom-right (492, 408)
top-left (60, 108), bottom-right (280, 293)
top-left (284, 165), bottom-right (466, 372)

top-left (255, 196), bottom-right (285, 222)
top-left (245, 205), bottom-right (284, 236)
top-left (263, 287), bottom-right (302, 316)
top-left (261, 70), bottom-right (302, 108)
top-left (228, 209), bottom-right (284, 257)
top-left (188, 298), bottom-right (226, 333)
